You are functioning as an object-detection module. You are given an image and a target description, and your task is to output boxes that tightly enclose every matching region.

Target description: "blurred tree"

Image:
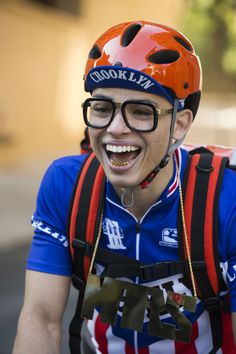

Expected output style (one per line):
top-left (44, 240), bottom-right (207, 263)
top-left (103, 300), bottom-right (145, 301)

top-left (183, 0), bottom-right (236, 91)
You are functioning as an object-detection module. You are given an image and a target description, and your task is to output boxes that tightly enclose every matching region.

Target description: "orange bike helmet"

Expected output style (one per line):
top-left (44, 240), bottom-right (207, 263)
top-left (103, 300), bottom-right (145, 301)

top-left (84, 21), bottom-right (202, 116)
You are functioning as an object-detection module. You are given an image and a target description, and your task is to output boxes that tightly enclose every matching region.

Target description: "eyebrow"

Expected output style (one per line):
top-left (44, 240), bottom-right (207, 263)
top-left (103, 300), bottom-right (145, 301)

top-left (92, 94), bottom-right (161, 108)
top-left (93, 94), bottom-right (111, 99)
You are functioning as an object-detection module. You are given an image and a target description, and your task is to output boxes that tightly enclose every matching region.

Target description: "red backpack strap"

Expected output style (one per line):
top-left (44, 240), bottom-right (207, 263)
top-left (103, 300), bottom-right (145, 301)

top-left (67, 152), bottom-right (105, 282)
top-left (67, 152), bottom-right (105, 354)
top-left (179, 146), bottom-right (229, 353)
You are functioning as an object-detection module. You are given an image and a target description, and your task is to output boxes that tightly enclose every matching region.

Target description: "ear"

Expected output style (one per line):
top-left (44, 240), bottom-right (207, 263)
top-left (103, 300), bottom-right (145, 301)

top-left (173, 109), bottom-right (193, 141)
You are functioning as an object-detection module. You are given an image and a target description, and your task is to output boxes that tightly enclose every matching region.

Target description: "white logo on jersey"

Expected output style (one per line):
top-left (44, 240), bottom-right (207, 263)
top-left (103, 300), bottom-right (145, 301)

top-left (159, 228), bottom-right (178, 248)
top-left (31, 219), bottom-right (68, 247)
top-left (103, 218), bottom-right (126, 250)
top-left (227, 264), bottom-right (236, 282)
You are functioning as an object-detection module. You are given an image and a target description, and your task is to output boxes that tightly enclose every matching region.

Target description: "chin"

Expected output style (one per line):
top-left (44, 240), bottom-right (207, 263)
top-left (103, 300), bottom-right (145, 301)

top-left (107, 174), bottom-right (139, 190)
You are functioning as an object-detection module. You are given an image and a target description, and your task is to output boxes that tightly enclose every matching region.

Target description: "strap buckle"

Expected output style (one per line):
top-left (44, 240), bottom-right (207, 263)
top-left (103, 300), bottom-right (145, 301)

top-left (72, 239), bottom-right (93, 256)
top-left (196, 164), bottom-right (214, 173)
top-left (191, 261), bottom-right (206, 272)
top-left (71, 274), bottom-right (85, 291)
top-left (203, 297), bottom-right (222, 313)
top-left (141, 262), bottom-right (179, 281)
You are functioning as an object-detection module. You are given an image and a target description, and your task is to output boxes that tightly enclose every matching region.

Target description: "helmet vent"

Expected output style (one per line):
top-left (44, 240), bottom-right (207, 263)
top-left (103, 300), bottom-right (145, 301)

top-left (174, 36), bottom-right (194, 53)
top-left (121, 23), bottom-right (142, 47)
top-left (89, 45), bottom-right (102, 59)
top-left (148, 50), bottom-right (180, 64)
top-left (114, 61), bottom-right (123, 66)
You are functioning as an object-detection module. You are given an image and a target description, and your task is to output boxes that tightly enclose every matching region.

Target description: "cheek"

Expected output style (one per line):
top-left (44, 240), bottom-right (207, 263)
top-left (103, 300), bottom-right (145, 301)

top-left (146, 141), bottom-right (161, 164)
top-left (143, 130), bottom-right (169, 162)
top-left (144, 130), bottom-right (162, 151)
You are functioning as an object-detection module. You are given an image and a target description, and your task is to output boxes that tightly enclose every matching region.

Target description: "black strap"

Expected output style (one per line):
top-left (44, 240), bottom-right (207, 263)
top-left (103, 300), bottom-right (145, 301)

top-left (74, 156), bottom-right (101, 275)
top-left (67, 152), bottom-right (93, 278)
top-left (190, 152), bottom-right (217, 295)
top-left (72, 239), bottom-right (142, 267)
top-left (179, 147), bottom-right (228, 353)
top-left (71, 239), bottom-right (143, 291)
top-left (191, 151), bottom-right (227, 353)
top-left (69, 292), bottom-right (84, 354)
top-left (105, 260), bottom-right (206, 281)
top-left (72, 238), bottom-right (206, 282)
top-left (67, 153), bottom-right (105, 353)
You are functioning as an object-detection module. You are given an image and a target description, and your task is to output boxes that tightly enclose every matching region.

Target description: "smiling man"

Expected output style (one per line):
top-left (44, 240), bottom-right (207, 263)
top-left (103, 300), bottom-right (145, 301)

top-left (13, 21), bottom-right (236, 354)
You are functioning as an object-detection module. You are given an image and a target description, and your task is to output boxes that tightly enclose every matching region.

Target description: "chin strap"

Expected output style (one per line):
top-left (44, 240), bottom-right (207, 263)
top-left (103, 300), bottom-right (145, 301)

top-left (140, 99), bottom-right (180, 190)
top-left (140, 155), bottom-right (170, 189)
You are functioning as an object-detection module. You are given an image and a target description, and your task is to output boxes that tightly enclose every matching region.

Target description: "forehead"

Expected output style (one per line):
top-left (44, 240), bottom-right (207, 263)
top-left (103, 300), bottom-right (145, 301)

top-left (92, 87), bottom-right (172, 107)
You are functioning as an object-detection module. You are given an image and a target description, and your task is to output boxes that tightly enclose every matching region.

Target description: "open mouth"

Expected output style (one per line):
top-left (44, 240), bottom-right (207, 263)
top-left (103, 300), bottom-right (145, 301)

top-left (105, 144), bottom-right (141, 167)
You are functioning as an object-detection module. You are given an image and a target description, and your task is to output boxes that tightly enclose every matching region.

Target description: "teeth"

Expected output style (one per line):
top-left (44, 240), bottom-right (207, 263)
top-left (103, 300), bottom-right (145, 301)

top-left (111, 160), bottom-right (129, 167)
top-left (106, 144), bottom-right (139, 153)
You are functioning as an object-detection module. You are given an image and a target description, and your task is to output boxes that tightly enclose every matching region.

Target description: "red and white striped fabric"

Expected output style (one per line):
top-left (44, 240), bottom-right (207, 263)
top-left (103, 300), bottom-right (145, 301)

top-left (86, 310), bottom-right (235, 354)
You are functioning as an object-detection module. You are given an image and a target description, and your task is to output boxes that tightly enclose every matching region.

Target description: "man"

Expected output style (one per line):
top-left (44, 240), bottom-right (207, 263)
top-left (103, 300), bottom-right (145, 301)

top-left (13, 21), bottom-right (236, 353)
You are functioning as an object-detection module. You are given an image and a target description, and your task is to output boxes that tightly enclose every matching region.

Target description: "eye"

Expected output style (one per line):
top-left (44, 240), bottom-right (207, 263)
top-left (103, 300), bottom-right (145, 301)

top-left (134, 108), bottom-right (153, 116)
top-left (90, 101), bottom-right (112, 115)
top-left (127, 104), bottom-right (153, 118)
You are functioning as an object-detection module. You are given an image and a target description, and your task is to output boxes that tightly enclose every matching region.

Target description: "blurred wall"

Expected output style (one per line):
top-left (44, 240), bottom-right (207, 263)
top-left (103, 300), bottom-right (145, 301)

top-left (0, 0), bottom-right (235, 248)
top-left (0, 2), bottom-right (86, 167)
top-left (0, 0), bottom-right (185, 167)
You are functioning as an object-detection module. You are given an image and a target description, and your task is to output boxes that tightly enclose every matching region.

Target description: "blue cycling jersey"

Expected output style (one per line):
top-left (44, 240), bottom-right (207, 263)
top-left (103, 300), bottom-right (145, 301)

top-left (27, 148), bottom-right (236, 353)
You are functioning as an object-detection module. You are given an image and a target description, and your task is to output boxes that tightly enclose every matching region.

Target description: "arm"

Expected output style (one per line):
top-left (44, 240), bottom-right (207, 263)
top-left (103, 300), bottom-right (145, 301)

top-left (13, 270), bottom-right (71, 354)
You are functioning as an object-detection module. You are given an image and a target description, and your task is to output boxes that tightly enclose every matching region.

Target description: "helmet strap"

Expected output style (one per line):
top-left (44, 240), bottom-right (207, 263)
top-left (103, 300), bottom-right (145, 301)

top-left (140, 99), bottom-right (180, 189)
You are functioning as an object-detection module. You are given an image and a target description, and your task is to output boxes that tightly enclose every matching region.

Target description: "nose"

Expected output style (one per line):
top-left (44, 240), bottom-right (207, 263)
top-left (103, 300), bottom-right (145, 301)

top-left (106, 109), bottom-right (131, 136)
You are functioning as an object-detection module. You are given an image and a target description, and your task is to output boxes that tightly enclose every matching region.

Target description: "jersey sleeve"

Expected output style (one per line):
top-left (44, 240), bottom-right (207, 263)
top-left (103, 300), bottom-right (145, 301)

top-left (27, 155), bottom-right (86, 276)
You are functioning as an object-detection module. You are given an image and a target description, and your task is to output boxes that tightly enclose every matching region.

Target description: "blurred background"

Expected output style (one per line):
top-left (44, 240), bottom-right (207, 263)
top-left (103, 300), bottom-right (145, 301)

top-left (0, 0), bottom-right (235, 352)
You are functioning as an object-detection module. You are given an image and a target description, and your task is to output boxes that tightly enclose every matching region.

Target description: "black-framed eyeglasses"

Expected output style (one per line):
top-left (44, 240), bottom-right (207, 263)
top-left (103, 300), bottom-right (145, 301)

top-left (82, 98), bottom-right (173, 132)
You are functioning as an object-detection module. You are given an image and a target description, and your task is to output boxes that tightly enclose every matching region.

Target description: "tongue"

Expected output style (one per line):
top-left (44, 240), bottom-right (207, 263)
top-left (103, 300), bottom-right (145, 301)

top-left (110, 151), bottom-right (139, 163)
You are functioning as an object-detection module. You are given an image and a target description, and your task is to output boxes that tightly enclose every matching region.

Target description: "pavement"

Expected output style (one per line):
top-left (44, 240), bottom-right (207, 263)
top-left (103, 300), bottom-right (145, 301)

top-left (0, 154), bottom-right (81, 354)
top-left (0, 241), bottom-right (78, 354)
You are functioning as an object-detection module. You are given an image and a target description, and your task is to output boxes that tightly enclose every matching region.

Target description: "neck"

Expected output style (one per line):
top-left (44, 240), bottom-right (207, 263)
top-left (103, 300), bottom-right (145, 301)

top-left (115, 156), bottom-right (174, 220)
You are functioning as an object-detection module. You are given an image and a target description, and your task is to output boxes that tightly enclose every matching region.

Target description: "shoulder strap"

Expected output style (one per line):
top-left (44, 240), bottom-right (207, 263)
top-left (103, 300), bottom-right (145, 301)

top-left (67, 152), bottom-right (105, 354)
top-left (178, 146), bottom-right (229, 353)
top-left (67, 152), bottom-right (106, 282)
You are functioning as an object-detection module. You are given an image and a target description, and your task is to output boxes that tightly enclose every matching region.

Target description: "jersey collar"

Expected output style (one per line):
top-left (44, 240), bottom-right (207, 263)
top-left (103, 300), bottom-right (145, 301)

top-left (106, 147), bottom-right (186, 207)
